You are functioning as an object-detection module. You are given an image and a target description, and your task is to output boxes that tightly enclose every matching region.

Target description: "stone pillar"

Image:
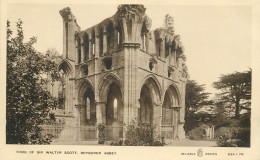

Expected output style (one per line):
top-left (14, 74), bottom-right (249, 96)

top-left (89, 41), bottom-right (92, 59)
top-left (95, 34), bottom-right (99, 58)
top-left (153, 103), bottom-right (162, 137)
top-left (136, 99), bottom-right (141, 123)
top-left (79, 104), bottom-right (86, 126)
top-left (174, 51), bottom-right (177, 66)
top-left (178, 122), bottom-right (185, 139)
top-left (145, 32), bottom-right (149, 53)
top-left (81, 43), bottom-right (84, 63)
top-left (114, 30), bottom-right (119, 51)
top-left (168, 44), bottom-right (172, 65)
top-left (65, 76), bottom-right (69, 113)
top-left (173, 109), bottom-right (177, 139)
top-left (96, 102), bottom-right (106, 124)
top-left (75, 104), bottom-right (81, 126)
top-left (160, 39), bottom-right (165, 59)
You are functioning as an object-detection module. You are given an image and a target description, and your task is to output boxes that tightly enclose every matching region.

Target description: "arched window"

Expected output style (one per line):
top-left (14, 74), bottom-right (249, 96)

top-left (86, 97), bottom-right (90, 120)
top-left (117, 24), bottom-right (123, 48)
top-left (82, 88), bottom-right (96, 126)
top-left (107, 23), bottom-right (114, 54)
top-left (58, 70), bottom-right (66, 110)
top-left (77, 37), bottom-right (81, 63)
top-left (99, 28), bottom-right (103, 56)
top-left (114, 98), bottom-right (118, 120)
top-left (141, 22), bottom-right (148, 51)
top-left (91, 31), bottom-right (95, 57)
top-left (83, 34), bottom-right (89, 61)
top-left (165, 37), bottom-right (169, 58)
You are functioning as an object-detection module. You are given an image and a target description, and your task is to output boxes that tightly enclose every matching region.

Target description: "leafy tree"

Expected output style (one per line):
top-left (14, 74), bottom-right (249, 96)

top-left (213, 70), bottom-right (251, 118)
top-left (6, 20), bottom-right (60, 144)
top-left (184, 80), bottom-right (213, 132)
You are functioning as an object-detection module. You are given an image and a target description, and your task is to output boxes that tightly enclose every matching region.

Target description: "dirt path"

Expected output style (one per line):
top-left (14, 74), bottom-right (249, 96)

top-left (166, 140), bottom-right (217, 147)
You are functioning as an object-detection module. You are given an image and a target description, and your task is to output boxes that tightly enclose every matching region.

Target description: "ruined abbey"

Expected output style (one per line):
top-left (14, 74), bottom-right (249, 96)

top-left (47, 4), bottom-right (188, 143)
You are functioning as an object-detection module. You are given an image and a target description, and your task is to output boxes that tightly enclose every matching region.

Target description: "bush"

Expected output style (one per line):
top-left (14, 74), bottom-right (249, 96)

top-left (187, 124), bottom-right (209, 140)
top-left (98, 123), bottom-right (106, 144)
top-left (124, 121), bottom-right (164, 146)
top-left (216, 127), bottom-right (250, 147)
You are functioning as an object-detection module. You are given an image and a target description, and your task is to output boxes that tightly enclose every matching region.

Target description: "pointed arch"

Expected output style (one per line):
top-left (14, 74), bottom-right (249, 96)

top-left (163, 83), bottom-right (181, 106)
top-left (98, 73), bottom-right (123, 103)
top-left (78, 78), bottom-right (95, 101)
top-left (58, 59), bottom-right (73, 76)
top-left (77, 78), bottom-right (96, 126)
top-left (138, 74), bottom-right (162, 103)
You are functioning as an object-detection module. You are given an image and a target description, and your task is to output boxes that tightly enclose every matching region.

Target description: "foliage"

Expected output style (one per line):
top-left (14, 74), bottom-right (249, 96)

top-left (184, 80), bottom-right (213, 133)
top-left (6, 20), bottom-right (60, 144)
top-left (104, 139), bottom-right (123, 146)
top-left (58, 91), bottom-right (65, 109)
top-left (213, 70), bottom-right (251, 118)
top-left (124, 122), bottom-right (164, 146)
top-left (216, 127), bottom-right (250, 147)
top-left (187, 124), bottom-right (208, 140)
top-left (214, 113), bottom-right (250, 147)
top-left (97, 123), bottom-right (106, 144)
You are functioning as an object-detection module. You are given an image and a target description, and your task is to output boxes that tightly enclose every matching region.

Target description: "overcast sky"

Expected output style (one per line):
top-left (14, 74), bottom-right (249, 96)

top-left (7, 4), bottom-right (251, 97)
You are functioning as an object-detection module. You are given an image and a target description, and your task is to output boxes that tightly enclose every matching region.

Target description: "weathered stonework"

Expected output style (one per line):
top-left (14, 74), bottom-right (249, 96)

top-left (52, 4), bottom-right (187, 143)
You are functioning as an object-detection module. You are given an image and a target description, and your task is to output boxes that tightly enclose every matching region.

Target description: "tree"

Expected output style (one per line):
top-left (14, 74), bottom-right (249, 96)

top-left (6, 20), bottom-right (60, 144)
top-left (184, 80), bottom-right (213, 132)
top-left (213, 70), bottom-right (251, 118)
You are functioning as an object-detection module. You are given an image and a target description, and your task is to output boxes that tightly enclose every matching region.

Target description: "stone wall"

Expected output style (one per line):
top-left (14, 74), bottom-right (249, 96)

top-left (56, 4), bottom-right (188, 141)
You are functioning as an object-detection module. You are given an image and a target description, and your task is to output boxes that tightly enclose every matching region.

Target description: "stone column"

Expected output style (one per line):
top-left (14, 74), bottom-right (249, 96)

top-left (114, 30), bottom-right (119, 51)
top-left (153, 103), bottom-right (162, 137)
top-left (95, 34), bottom-right (99, 58)
top-left (81, 43), bottom-right (84, 63)
top-left (160, 39), bottom-right (165, 59)
top-left (173, 51), bottom-right (176, 66)
top-left (168, 44), bottom-right (172, 64)
top-left (82, 104), bottom-right (86, 126)
top-left (145, 32), bottom-right (149, 53)
top-left (65, 76), bottom-right (69, 113)
top-left (96, 102), bottom-right (106, 124)
top-left (75, 104), bottom-right (81, 126)
top-left (89, 41), bottom-right (92, 59)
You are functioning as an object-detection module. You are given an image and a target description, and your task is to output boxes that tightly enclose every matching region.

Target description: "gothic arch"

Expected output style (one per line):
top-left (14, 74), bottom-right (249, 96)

top-left (138, 74), bottom-right (162, 124)
top-left (98, 73), bottom-right (123, 103)
top-left (58, 60), bottom-right (74, 78)
top-left (77, 79), bottom-right (96, 126)
top-left (57, 60), bottom-right (74, 113)
top-left (163, 83), bottom-right (181, 105)
top-left (78, 78), bottom-right (95, 103)
top-left (138, 74), bottom-right (162, 103)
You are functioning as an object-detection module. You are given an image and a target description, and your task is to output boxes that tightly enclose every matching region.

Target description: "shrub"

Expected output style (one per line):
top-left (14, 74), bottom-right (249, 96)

top-left (98, 123), bottom-right (106, 144)
top-left (216, 127), bottom-right (250, 147)
top-left (187, 124), bottom-right (209, 140)
top-left (124, 121), bottom-right (164, 146)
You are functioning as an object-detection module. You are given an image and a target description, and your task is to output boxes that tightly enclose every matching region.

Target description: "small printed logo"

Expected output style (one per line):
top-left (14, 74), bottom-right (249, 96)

top-left (197, 148), bottom-right (203, 157)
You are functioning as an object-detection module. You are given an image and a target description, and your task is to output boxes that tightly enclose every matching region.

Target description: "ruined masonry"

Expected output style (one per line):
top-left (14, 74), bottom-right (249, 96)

top-left (48, 4), bottom-right (188, 143)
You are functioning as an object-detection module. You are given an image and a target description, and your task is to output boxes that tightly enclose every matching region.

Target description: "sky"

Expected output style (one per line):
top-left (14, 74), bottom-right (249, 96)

top-left (7, 4), bottom-right (251, 97)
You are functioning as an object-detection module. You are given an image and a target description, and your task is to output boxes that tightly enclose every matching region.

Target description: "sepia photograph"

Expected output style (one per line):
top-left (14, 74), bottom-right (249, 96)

top-left (1, 0), bottom-right (260, 160)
